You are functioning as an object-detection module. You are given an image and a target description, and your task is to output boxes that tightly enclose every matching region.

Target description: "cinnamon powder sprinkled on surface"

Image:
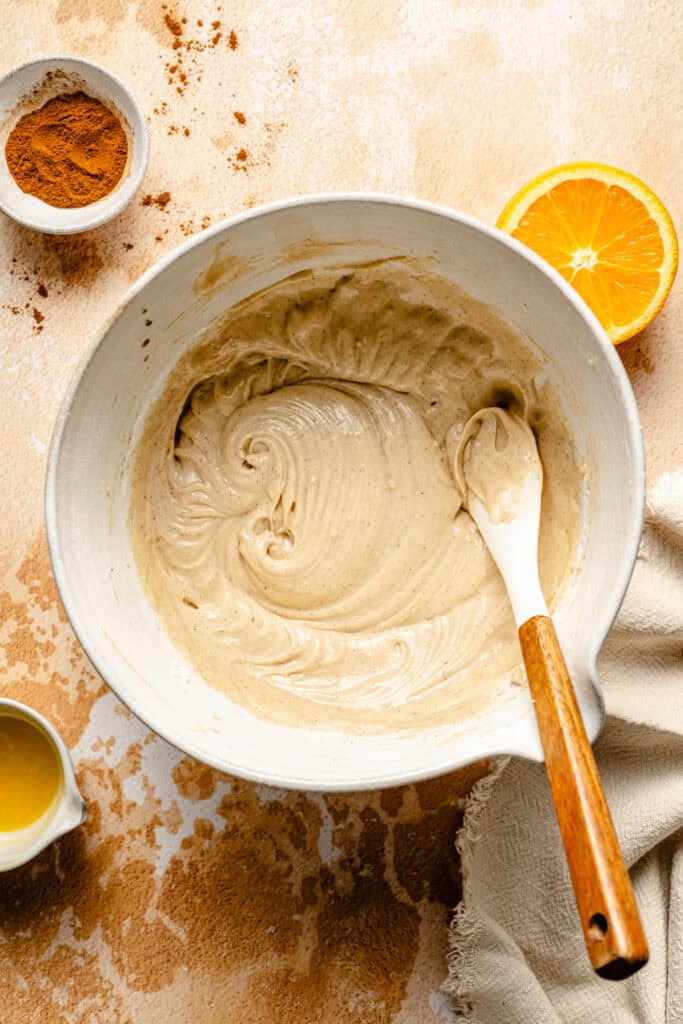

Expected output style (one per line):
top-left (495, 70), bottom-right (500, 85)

top-left (142, 191), bottom-right (172, 209)
top-left (164, 12), bottom-right (182, 36)
top-left (160, 7), bottom-right (239, 96)
top-left (179, 214), bottom-right (212, 236)
top-left (233, 111), bottom-right (246, 124)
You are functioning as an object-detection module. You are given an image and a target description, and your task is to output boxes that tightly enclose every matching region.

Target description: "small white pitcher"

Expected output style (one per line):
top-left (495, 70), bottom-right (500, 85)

top-left (0, 698), bottom-right (86, 872)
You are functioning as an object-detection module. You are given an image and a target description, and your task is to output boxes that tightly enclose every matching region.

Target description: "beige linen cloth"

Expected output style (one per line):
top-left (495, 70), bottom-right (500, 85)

top-left (446, 469), bottom-right (683, 1022)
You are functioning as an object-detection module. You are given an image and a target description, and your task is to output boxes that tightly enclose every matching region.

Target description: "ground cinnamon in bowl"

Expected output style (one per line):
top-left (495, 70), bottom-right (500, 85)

top-left (5, 91), bottom-right (128, 208)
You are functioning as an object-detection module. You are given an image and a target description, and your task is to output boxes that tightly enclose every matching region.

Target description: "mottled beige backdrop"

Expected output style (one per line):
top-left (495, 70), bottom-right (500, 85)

top-left (0, 2), bottom-right (681, 1021)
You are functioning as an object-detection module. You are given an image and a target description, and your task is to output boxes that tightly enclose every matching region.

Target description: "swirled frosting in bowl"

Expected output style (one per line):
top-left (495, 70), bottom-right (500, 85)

top-left (130, 263), bottom-right (582, 733)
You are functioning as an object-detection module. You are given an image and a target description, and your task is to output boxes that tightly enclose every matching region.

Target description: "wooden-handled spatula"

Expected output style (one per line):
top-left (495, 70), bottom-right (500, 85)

top-left (453, 407), bottom-right (648, 979)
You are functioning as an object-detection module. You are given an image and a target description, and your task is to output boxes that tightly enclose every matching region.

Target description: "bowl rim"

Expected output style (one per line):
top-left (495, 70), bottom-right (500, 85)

top-left (0, 54), bottom-right (149, 235)
top-left (44, 192), bottom-right (646, 790)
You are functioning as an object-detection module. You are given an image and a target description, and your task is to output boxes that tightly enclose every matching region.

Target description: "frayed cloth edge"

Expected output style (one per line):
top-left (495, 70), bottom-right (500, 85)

top-left (443, 756), bottom-right (511, 1018)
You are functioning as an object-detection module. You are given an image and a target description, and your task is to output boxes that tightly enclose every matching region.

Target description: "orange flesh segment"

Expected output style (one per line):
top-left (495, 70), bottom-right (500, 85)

top-left (510, 179), bottom-right (665, 332)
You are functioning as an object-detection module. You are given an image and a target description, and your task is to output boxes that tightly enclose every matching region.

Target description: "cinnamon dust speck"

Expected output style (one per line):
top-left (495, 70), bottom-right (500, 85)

top-left (233, 111), bottom-right (246, 124)
top-left (142, 191), bottom-right (172, 210)
top-left (179, 214), bottom-right (212, 237)
top-left (164, 12), bottom-right (183, 36)
top-left (229, 29), bottom-right (238, 49)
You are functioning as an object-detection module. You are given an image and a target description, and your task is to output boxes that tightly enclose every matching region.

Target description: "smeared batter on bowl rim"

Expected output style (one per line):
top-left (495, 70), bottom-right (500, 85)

top-left (130, 262), bottom-right (582, 733)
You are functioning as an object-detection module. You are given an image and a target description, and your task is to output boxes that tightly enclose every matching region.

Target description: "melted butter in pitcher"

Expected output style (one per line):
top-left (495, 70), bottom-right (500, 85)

top-left (0, 715), bottom-right (62, 831)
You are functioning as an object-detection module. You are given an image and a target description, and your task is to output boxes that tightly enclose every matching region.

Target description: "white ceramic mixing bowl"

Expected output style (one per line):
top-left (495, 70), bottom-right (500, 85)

top-left (45, 195), bottom-right (644, 791)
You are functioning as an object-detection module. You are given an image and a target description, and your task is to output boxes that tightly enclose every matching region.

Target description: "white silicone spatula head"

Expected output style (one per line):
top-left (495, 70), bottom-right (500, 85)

top-left (451, 406), bottom-right (547, 625)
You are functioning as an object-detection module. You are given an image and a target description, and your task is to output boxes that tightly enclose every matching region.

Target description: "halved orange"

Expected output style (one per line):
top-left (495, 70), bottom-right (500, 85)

top-left (497, 163), bottom-right (678, 344)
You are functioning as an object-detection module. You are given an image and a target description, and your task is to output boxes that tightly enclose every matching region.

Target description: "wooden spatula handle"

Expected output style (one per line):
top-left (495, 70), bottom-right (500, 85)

top-left (519, 615), bottom-right (648, 980)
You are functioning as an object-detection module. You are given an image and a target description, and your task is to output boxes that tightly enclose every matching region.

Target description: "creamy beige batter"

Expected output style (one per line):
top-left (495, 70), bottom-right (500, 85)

top-left (130, 263), bottom-right (582, 733)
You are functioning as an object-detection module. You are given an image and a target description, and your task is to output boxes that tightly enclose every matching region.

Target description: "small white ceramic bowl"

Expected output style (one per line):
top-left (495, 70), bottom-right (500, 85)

top-left (46, 195), bottom-right (645, 791)
top-left (0, 56), bottom-right (148, 234)
top-left (0, 698), bottom-right (85, 871)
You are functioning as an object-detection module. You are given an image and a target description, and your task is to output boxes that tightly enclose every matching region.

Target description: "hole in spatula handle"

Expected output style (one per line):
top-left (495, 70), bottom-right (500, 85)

top-left (589, 912), bottom-right (648, 981)
top-left (588, 912), bottom-right (608, 941)
top-left (596, 955), bottom-right (648, 982)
